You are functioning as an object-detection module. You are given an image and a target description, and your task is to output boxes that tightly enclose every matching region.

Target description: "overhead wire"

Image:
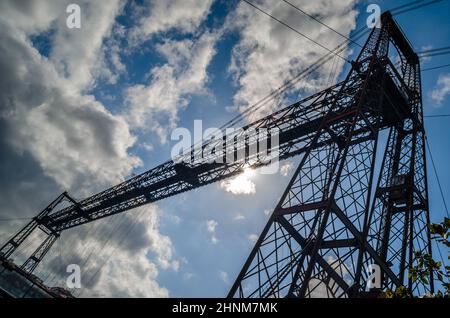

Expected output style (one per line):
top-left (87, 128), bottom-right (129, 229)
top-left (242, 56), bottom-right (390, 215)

top-left (82, 209), bottom-right (148, 295)
top-left (80, 214), bottom-right (129, 274)
top-left (181, 26), bottom-right (370, 160)
top-left (388, 0), bottom-right (427, 13)
top-left (419, 51), bottom-right (450, 59)
top-left (41, 205), bottom-right (128, 289)
top-left (0, 217), bottom-right (32, 222)
top-left (177, 0), bottom-right (443, 168)
top-left (418, 46), bottom-right (450, 61)
top-left (241, 0), bottom-right (351, 63)
top-left (70, 213), bottom-right (130, 296)
top-left (422, 64), bottom-right (450, 72)
top-left (175, 0), bottom-right (442, 159)
top-left (231, 0), bottom-right (445, 133)
top-left (391, 0), bottom-right (444, 16)
top-left (210, 27), bottom-right (368, 130)
top-left (424, 114), bottom-right (450, 118)
top-left (417, 46), bottom-right (450, 55)
top-left (425, 138), bottom-right (449, 218)
top-left (281, 0), bottom-right (363, 48)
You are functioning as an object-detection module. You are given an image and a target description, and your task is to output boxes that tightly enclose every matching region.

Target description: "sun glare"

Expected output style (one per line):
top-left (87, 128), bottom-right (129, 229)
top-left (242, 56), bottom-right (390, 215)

top-left (220, 168), bottom-right (256, 195)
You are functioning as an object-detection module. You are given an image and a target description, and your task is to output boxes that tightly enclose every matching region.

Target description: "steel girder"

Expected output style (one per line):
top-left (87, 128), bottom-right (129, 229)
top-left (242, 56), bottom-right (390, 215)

top-left (228, 12), bottom-right (432, 298)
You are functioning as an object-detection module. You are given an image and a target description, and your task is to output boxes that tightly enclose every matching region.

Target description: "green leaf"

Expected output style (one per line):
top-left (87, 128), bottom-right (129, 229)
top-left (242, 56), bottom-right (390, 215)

top-left (443, 217), bottom-right (450, 229)
top-left (420, 276), bottom-right (429, 285)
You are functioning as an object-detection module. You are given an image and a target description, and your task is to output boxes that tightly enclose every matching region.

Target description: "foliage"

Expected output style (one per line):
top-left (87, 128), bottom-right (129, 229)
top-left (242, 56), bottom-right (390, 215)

top-left (381, 217), bottom-right (449, 298)
top-left (381, 286), bottom-right (410, 298)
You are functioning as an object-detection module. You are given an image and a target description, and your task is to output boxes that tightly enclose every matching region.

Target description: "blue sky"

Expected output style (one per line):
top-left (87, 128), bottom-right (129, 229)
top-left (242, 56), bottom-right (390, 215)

top-left (0, 0), bottom-right (449, 297)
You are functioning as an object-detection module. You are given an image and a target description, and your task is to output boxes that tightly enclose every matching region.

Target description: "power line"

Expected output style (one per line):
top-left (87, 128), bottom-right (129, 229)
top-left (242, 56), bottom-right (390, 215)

top-left (74, 213), bottom-right (129, 297)
top-left (425, 137), bottom-right (449, 218)
top-left (184, 27), bottom-right (370, 155)
top-left (389, 0), bottom-right (426, 13)
top-left (419, 50), bottom-right (450, 58)
top-left (281, 0), bottom-right (363, 48)
top-left (240, 0), bottom-right (351, 63)
top-left (195, 0), bottom-right (437, 153)
top-left (424, 136), bottom-right (450, 281)
top-left (417, 46), bottom-right (450, 60)
top-left (392, 0), bottom-right (444, 16)
top-left (424, 114), bottom-right (450, 118)
top-left (180, 0), bottom-right (440, 163)
top-left (239, 0), bottom-right (444, 92)
top-left (417, 46), bottom-right (450, 54)
top-left (218, 1), bottom-right (369, 128)
top-left (0, 217), bottom-right (32, 222)
top-left (215, 30), bottom-right (367, 130)
top-left (422, 64), bottom-right (450, 72)
top-left (433, 240), bottom-right (447, 292)
top-left (83, 209), bottom-right (146, 291)
top-left (231, 0), bottom-right (443, 130)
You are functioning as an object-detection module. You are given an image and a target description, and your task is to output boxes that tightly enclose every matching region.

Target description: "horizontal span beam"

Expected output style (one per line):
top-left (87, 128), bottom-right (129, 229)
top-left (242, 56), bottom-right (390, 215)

top-left (43, 66), bottom-right (407, 232)
top-left (275, 200), bottom-right (329, 216)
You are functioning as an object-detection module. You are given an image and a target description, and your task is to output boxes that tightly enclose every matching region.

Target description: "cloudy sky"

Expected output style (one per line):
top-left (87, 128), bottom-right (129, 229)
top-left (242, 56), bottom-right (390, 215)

top-left (0, 0), bottom-right (449, 297)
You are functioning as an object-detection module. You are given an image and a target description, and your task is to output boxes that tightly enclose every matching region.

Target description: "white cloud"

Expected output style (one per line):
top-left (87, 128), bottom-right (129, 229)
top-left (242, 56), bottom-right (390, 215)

top-left (49, 1), bottom-right (126, 90)
top-left (0, 1), bottom-right (59, 34)
top-left (0, 0), bottom-right (140, 193)
top-left (207, 219), bottom-right (218, 233)
top-left (219, 168), bottom-right (256, 195)
top-left (8, 91), bottom-right (141, 193)
top-left (90, 251), bottom-right (169, 297)
top-left (87, 207), bottom-right (177, 297)
top-left (430, 73), bottom-right (450, 105)
top-left (248, 234), bottom-right (259, 243)
top-left (124, 31), bottom-right (219, 143)
top-left (206, 219), bottom-right (219, 244)
top-left (130, 0), bottom-right (213, 43)
top-left (98, 23), bottom-right (129, 85)
top-left (226, 0), bottom-right (358, 122)
top-left (304, 255), bottom-right (352, 298)
top-left (0, 0), bottom-right (176, 297)
top-left (419, 45), bottom-right (433, 63)
top-left (280, 162), bottom-right (293, 176)
top-left (219, 270), bottom-right (230, 285)
top-left (37, 205), bottom-right (178, 298)
top-left (183, 272), bottom-right (195, 281)
top-left (0, 0), bottom-right (127, 91)
top-left (234, 214), bottom-right (246, 221)
top-left (165, 213), bottom-right (181, 225)
top-left (141, 206), bottom-right (179, 271)
top-left (141, 142), bottom-right (155, 152)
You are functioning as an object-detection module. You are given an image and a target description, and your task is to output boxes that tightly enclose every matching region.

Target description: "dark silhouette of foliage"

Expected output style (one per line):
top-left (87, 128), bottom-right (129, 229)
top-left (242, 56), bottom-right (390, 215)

top-left (382, 217), bottom-right (449, 298)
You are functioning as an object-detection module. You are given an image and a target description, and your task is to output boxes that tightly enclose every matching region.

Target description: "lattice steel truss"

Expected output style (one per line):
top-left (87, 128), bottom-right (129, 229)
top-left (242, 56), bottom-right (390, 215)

top-left (0, 12), bottom-right (433, 297)
top-left (228, 12), bottom-right (432, 298)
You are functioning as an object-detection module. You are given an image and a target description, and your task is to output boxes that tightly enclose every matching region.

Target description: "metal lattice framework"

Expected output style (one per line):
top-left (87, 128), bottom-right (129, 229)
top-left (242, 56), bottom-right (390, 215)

top-left (228, 13), bottom-right (432, 298)
top-left (0, 12), bottom-right (433, 297)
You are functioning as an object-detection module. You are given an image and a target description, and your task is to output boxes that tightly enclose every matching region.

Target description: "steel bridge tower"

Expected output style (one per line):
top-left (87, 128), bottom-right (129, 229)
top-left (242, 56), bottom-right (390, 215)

top-left (1, 12), bottom-right (433, 297)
